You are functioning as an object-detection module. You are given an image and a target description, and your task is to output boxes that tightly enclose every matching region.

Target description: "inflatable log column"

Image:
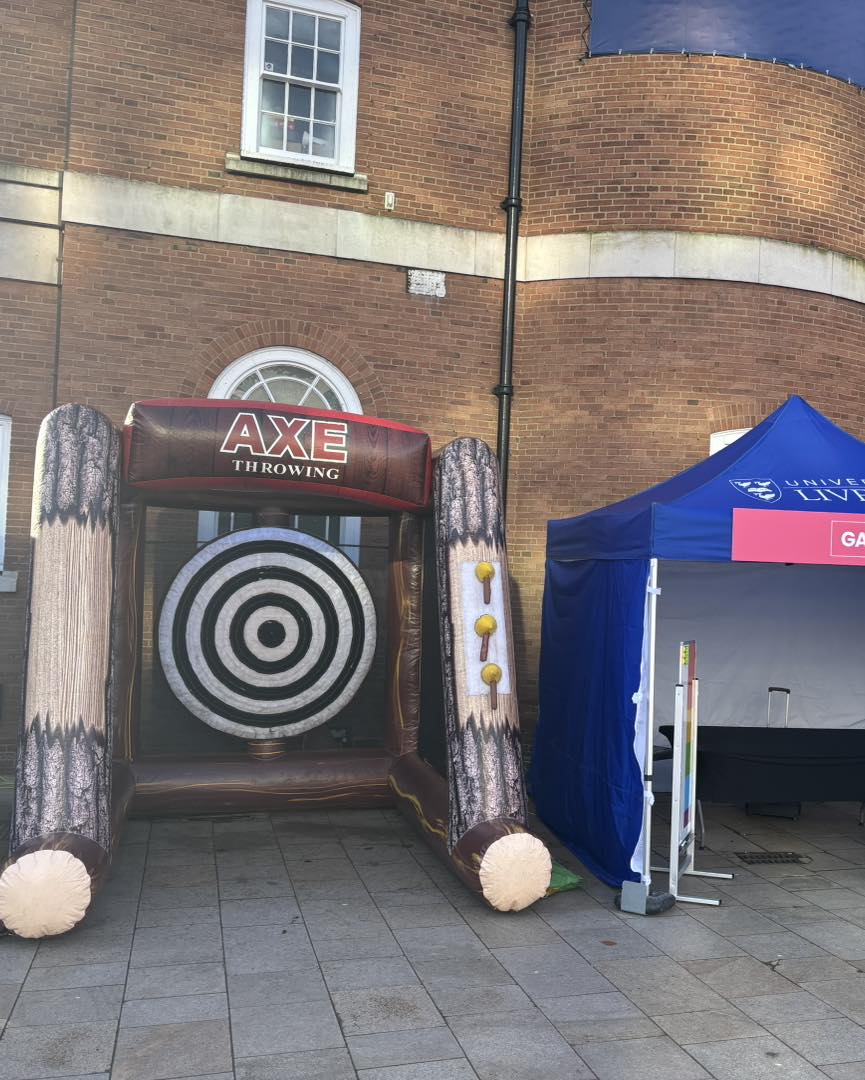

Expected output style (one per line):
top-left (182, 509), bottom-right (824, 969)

top-left (0, 405), bottom-right (132, 938)
top-left (391, 439), bottom-right (551, 910)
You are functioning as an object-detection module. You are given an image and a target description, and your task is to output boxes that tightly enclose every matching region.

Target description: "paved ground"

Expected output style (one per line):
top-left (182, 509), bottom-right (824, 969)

top-left (4, 796), bottom-right (865, 1078)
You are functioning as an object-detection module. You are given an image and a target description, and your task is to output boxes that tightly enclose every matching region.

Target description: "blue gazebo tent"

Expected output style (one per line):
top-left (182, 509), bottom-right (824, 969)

top-left (530, 396), bottom-right (865, 894)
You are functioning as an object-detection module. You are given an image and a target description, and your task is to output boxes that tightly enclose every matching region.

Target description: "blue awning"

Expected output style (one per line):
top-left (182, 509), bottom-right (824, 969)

top-left (547, 397), bottom-right (865, 563)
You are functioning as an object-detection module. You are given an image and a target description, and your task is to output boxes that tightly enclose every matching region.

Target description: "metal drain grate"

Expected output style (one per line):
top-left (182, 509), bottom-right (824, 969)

top-left (735, 851), bottom-right (807, 865)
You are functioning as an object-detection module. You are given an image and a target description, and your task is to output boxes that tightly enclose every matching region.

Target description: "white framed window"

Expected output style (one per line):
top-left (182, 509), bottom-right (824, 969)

top-left (242, 0), bottom-right (361, 173)
top-left (202, 348), bottom-right (362, 560)
top-left (709, 427), bottom-right (751, 455)
top-left (0, 415), bottom-right (10, 571)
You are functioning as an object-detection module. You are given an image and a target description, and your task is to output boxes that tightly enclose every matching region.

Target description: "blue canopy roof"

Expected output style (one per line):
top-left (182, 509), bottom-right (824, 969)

top-left (547, 397), bottom-right (865, 563)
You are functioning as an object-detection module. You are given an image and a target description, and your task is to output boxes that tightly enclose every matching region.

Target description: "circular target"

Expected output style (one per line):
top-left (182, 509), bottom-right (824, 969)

top-left (157, 527), bottom-right (377, 739)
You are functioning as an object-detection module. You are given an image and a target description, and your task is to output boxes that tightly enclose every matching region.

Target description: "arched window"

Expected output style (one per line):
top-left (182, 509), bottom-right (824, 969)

top-left (709, 427), bottom-right (751, 455)
top-left (208, 347), bottom-right (362, 413)
top-left (200, 348), bottom-right (362, 559)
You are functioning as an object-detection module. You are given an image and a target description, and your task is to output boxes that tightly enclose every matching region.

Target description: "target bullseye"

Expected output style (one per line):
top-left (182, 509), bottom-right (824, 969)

top-left (158, 527), bottom-right (377, 739)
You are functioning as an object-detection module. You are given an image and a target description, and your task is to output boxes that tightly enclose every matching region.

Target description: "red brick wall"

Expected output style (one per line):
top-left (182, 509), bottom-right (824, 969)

top-left (56, 225), bottom-right (502, 443)
top-left (65, 0), bottom-right (514, 231)
top-left (526, 6), bottom-right (865, 260)
top-left (0, 0), bottom-right (73, 171)
top-left (509, 278), bottom-right (865, 727)
top-left (0, 283), bottom-right (57, 768)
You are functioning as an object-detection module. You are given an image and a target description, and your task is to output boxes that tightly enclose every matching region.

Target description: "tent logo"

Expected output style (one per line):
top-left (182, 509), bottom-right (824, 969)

top-left (730, 478), bottom-right (782, 503)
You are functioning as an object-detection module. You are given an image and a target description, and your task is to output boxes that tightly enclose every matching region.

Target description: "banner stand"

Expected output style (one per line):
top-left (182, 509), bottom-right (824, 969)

top-left (651, 640), bottom-right (733, 906)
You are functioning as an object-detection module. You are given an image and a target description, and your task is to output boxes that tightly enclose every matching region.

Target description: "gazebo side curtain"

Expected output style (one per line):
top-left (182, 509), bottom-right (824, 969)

top-left (530, 557), bottom-right (649, 886)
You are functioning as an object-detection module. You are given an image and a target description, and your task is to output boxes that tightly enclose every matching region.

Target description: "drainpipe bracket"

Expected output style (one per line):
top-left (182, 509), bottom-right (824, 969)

top-left (492, 384), bottom-right (514, 398)
top-left (500, 195), bottom-right (524, 212)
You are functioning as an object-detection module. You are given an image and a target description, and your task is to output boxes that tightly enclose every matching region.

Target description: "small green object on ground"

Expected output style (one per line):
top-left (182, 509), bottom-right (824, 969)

top-left (544, 861), bottom-right (582, 896)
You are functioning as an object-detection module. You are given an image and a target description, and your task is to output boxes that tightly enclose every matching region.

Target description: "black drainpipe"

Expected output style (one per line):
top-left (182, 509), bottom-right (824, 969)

top-left (494, 0), bottom-right (531, 512)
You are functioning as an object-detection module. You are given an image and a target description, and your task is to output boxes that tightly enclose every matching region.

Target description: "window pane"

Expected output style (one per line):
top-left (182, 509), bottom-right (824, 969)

top-left (261, 78), bottom-right (285, 113)
top-left (259, 112), bottom-right (285, 149)
top-left (318, 18), bottom-right (341, 50)
top-left (264, 40), bottom-right (288, 74)
top-left (313, 88), bottom-right (336, 122)
top-left (292, 12), bottom-right (315, 44)
top-left (321, 385), bottom-right (341, 410)
top-left (263, 364), bottom-right (310, 380)
top-left (291, 45), bottom-right (314, 79)
top-left (298, 514), bottom-right (329, 540)
top-left (306, 385), bottom-right (332, 409)
top-left (231, 373), bottom-right (262, 398)
top-left (285, 118), bottom-right (309, 151)
top-left (312, 123), bottom-right (335, 158)
top-left (265, 6), bottom-right (290, 39)
top-left (266, 377), bottom-right (309, 405)
top-left (316, 50), bottom-right (340, 84)
top-left (288, 84), bottom-right (312, 118)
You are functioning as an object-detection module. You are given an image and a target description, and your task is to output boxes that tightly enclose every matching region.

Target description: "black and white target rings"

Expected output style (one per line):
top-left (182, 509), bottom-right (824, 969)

top-left (158, 527), bottom-right (376, 739)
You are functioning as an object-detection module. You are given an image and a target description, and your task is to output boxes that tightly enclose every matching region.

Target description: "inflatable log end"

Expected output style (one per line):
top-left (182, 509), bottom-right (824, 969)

top-left (477, 831), bottom-right (552, 912)
top-left (0, 849), bottom-right (92, 938)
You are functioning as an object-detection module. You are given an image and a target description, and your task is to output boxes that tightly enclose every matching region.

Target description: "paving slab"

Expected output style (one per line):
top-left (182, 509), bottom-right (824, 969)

top-left (23, 962), bottom-right (127, 991)
top-left (138, 884), bottom-right (220, 909)
top-left (448, 1009), bottom-right (594, 1079)
top-left (124, 961), bottom-right (226, 1000)
top-left (683, 956), bottom-right (800, 998)
top-left (491, 943), bottom-right (615, 999)
top-left (332, 985), bottom-right (444, 1035)
top-left (31, 928), bottom-right (133, 968)
top-left (112, 1018), bottom-right (233, 1080)
top-left (538, 990), bottom-right (662, 1044)
top-left (578, 1034), bottom-right (710, 1079)
top-left (119, 992), bottom-right (228, 1027)
top-left (735, 989), bottom-right (842, 1024)
top-left (593, 956), bottom-right (729, 1015)
top-left (8, 984), bottom-right (123, 1028)
top-left (235, 1047), bottom-right (357, 1079)
top-left (227, 967), bottom-right (328, 1007)
top-left (322, 957), bottom-right (421, 991)
top-left (729, 931), bottom-right (828, 961)
top-left (313, 928), bottom-right (405, 961)
top-left (347, 1026), bottom-right (464, 1069)
top-left (394, 925), bottom-right (488, 963)
top-left (458, 907), bottom-right (560, 947)
top-left (0, 937), bottom-right (37, 983)
top-left (687, 1035), bottom-right (827, 1079)
top-left (823, 1064), bottom-right (865, 1079)
top-left (0, 1020), bottom-right (117, 1079)
top-left (221, 923), bottom-right (317, 975)
top-left (428, 983), bottom-right (534, 1016)
top-left (794, 921), bottom-right (865, 960)
top-left (630, 916), bottom-right (744, 960)
top-left (412, 956), bottom-right (515, 991)
top-left (219, 896), bottom-right (302, 927)
top-left (135, 904), bottom-right (221, 929)
top-left (357, 1060), bottom-right (478, 1079)
top-left (130, 924), bottom-right (224, 968)
top-left (230, 997), bottom-right (343, 1057)
top-left (773, 1018), bottom-right (865, 1064)
top-left (776, 955), bottom-right (863, 984)
top-left (652, 1007), bottom-right (767, 1045)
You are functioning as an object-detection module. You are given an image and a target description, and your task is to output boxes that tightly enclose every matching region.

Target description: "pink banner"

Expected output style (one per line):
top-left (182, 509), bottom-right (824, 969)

top-left (732, 508), bottom-right (865, 566)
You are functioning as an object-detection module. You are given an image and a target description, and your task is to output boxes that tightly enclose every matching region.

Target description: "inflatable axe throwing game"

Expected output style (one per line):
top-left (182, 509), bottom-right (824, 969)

top-left (0, 400), bottom-right (550, 937)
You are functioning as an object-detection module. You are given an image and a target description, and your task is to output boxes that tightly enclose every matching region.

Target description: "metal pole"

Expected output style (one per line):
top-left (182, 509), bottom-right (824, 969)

top-left (640, 557), bottom-right (660, 886)
top-left (494, 0), bottom-right (531, 512)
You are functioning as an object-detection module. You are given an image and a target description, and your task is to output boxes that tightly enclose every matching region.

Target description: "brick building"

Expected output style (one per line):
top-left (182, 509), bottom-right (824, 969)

top-left (3, 0), bottom-right (865, 767)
